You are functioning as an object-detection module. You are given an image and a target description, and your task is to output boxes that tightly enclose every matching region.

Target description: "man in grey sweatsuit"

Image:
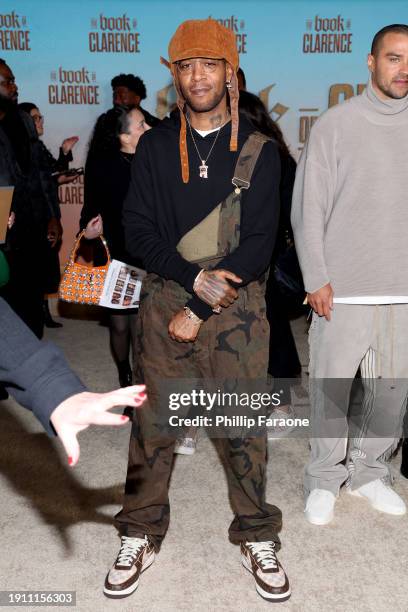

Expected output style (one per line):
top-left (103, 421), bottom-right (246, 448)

top-left (291, 24), bottom-right (408, 525)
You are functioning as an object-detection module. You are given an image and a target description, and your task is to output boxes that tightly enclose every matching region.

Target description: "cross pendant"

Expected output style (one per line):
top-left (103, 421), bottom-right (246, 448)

top-left (199, 161), bottom-right (208, 179)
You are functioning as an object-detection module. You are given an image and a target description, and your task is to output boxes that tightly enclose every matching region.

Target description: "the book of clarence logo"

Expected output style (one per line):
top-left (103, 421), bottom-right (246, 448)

top-left (303, 15), bottom-right (352, 54)
top-left (0, 11), bottom-right (30, 51)
top-left (48, 68), bottom-right (100, 105)
top-left (89, 13), bottom-right (140, 53)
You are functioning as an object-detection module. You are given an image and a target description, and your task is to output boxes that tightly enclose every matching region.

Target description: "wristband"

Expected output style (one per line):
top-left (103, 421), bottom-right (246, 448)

top-left (183, 306), bottom-right (203, 325)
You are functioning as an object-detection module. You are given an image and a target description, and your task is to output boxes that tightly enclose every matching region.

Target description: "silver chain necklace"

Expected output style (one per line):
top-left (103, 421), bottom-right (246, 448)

top-left (186, 114), bottom-right (226, 179)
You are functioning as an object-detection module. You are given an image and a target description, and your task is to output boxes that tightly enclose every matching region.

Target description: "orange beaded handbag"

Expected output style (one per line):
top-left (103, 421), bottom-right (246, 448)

top-left (59, 230), bottom-right (111, 305)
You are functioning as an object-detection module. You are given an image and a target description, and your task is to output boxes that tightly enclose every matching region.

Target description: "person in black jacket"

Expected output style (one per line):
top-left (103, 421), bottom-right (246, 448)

top-left (18, 102), bottom-right (78, 181)
top-left (86, 74), bottom-right (160, 186)
top-left (0, 59), bottom-right (61, 339)
top-left (18, 101), bottom-right (79, 328)
top-left (80, 106), bottom-right (151, 389)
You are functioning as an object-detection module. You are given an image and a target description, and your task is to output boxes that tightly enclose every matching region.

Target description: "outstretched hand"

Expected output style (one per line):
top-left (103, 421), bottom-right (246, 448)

top-left (50, 385), bottom-right (146, 466)
top-left (61, 136), bottom-right (79, 155)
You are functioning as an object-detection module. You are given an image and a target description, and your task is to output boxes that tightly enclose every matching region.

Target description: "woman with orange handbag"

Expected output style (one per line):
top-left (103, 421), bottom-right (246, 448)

top-left (80, 106), bottom-right (151, 392)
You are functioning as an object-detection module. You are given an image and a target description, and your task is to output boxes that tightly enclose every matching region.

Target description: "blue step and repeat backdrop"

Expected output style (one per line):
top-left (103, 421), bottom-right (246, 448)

top-left (1, 0), bottom-right (406, 262)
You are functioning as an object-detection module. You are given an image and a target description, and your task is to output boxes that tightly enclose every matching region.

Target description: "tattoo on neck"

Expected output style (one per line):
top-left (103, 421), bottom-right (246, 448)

top-left (210, 114), bottom-right (223, 128)
top-left (187, 109), bottom-right (231, 131)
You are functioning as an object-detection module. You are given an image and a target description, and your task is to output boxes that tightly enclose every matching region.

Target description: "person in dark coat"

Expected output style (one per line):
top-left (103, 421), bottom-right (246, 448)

top-left (18, 101), bottom-right (79, 327)
top-left (86, 73), bottom-right (160, 183)
top-left (80, 105), bottom-right (151, 389)
top-left (0, 58), bottom-right (61, 339)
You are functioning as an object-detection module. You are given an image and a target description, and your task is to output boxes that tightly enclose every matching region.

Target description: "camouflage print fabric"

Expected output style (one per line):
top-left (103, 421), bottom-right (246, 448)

top-left (115, 133), bottom-right (282, 551)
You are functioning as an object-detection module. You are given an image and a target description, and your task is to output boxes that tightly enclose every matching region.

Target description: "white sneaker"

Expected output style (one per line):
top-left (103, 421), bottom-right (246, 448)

top-left (304, 489), bottom-right (336, 525)
top-left (174, 437), bottom-right (197, 455)
top-left (348, 479), bottom-right (406, 515)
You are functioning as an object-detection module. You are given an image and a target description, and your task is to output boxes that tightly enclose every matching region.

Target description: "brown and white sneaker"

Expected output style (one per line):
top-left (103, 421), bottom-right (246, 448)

top-left (104, 535), bottom-right (155, 599)
top-left (241, 541), bottom-right (291, 602)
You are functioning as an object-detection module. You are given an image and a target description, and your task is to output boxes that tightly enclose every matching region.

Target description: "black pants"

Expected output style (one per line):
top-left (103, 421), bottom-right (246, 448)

top-left (266, 276), bottom-right (301, 405)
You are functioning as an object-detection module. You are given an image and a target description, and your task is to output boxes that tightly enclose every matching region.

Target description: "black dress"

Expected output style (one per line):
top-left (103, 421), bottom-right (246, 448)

top-left (80, 149), bottom-right (139, 376)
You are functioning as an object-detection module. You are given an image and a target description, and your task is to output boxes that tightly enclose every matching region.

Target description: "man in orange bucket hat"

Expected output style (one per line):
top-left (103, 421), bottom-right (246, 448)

top-left (104, 18), bottom-right (289, 603)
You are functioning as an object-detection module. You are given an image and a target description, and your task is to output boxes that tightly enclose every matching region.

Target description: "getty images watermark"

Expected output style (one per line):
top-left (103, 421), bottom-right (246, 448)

top-left (149, 376), bottom-right (408, 439)
top-left (167, 389), bottom-right (310, 432)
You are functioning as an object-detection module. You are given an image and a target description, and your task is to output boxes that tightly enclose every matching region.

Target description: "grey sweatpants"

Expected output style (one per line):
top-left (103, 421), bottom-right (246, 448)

top-left (306, 304), bottom-right (408, 496)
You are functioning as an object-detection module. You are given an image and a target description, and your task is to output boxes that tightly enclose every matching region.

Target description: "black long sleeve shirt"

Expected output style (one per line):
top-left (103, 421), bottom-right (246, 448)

top-left (123, 113), bottom-right (281, 320)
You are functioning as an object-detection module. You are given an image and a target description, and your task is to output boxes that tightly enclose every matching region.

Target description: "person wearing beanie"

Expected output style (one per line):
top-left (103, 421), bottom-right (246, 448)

top-left (103, 18), bottom-right (290, 603)
top-left (292, 24), bottom-right (408, 526)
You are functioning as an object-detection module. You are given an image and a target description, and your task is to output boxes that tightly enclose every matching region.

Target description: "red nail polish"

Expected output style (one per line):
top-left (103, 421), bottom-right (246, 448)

top-left (139, 392), bottom-right (146, 398)
top-left (68, 456), bottom-right (73, 465)
top-left (120, 415), bottom-right (129, 421)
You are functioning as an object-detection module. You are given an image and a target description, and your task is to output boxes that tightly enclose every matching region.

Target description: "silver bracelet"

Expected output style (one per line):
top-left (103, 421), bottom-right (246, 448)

top-left (183, 306), bottom-right (203, 325)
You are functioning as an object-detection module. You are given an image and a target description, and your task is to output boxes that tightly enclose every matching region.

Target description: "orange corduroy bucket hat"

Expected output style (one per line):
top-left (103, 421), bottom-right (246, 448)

top-left (161, 18), bottom-right (239, 183)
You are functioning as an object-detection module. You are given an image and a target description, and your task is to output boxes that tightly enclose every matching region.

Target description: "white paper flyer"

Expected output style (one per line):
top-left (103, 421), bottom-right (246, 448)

top-left (99, 259), bottom-right (146, 309)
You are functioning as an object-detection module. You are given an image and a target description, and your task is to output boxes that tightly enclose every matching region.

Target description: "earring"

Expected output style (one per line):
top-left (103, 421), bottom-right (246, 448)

top-left (226, 81), bottom-right (232, 89)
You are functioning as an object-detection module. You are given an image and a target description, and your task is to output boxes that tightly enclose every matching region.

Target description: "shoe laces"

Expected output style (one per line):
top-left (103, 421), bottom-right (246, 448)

top-left (247, 541), bottom-right (278, 571)
top-left (117, 536), bottom-right (147, 567)
top-left (183, 438), bottom-right (196, 447)
top-left (176, 437), bottom-right (196, 449)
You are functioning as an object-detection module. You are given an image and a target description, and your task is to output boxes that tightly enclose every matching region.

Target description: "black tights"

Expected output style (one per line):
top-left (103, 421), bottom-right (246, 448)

top-left (109, 311), bottom-right (138, 367)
